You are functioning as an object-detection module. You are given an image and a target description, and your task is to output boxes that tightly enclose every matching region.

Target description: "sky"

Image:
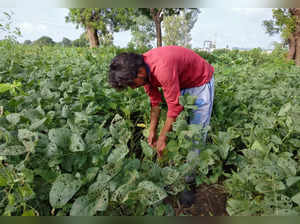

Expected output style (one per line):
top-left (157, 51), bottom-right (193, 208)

top-left (0, 8), bottom-right (282, 49)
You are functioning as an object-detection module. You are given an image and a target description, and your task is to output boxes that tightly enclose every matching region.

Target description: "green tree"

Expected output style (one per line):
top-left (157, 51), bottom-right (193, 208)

top-left (128, 15), bottom-right (156, 49)
top-left (61, 37), bottom-right (72, 47)
top-left (33, 36), bottom-right (55, 46)
top-left (139, 8), bottom-right (187, 47)
top-left (263, 8), bottom-right (300, 66)
top-left (163, 9), bottom-right (200, 48)
top-left (65, 8), bottom-right (136, 48)
top-left (72, 33), bottom-right (89, 47)
top-left (23, 40), bottom-right (32, 45)
top-left (0, 11), bottom-right (21, 41)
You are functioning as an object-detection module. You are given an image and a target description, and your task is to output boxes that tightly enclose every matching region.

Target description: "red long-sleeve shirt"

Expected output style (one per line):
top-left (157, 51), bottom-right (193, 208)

top-left (143, 46), bottom-right (214, 118)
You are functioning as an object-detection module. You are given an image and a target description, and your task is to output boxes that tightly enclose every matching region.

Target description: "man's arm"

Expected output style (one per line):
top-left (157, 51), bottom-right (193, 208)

top-left (148, 105), bottom-right (160, 147)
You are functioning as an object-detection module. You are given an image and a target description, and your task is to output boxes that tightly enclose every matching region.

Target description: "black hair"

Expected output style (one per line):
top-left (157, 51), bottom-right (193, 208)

top-left (108, 52), bottom-right (145, 90)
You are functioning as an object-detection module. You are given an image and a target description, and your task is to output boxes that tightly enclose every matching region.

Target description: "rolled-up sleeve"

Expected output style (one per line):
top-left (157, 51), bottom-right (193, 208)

top-left (144, 84), bottom-right (162, 107)
top-left (159, 68), bottom-right (184, 118)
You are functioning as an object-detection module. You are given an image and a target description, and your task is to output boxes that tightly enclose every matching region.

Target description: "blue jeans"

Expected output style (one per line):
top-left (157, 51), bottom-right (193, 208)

top-left (180, 75), bottom-right (215, 143)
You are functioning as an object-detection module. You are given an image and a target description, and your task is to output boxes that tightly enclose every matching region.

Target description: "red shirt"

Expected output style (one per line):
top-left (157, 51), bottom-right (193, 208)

top-left (143, 46), bottom-right (214, 118)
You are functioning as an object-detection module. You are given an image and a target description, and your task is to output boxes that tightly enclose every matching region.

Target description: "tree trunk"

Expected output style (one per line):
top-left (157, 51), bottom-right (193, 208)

top-left (294, 9), bottom-right (300, 66)
top-left (150, 8), bottom-right (163, 47)
top-left (296, 36), bottom-right (300, 66)
top-left (86, 25), bottom-right (99, 48)
top-left (287, 34), bottom-right (296, 60)
top-left (290, 8), bottom-right (300, 66)
top-left (155, 20), bottom-right (162, 47)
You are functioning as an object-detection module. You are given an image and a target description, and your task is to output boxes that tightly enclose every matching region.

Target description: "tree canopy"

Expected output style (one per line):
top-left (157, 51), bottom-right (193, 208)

top-left (66, 8), bottom-right (136, 48)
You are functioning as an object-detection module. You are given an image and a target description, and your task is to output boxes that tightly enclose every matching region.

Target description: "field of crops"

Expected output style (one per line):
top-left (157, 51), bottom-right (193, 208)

top-left (0, 40), bottom-right (300, 216)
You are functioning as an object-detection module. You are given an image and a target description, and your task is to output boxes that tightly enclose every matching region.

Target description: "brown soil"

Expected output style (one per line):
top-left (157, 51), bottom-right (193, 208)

top-left (165, 184), bottom-right (229, 216)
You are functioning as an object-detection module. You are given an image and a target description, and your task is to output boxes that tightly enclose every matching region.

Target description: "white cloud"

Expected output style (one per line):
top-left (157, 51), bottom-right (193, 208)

top-left (231, 8), bottom-right (272, 19)
top-left (20, 22), bottom-right (34, 33)
top-left (37, 24), bottom-right (47, 32)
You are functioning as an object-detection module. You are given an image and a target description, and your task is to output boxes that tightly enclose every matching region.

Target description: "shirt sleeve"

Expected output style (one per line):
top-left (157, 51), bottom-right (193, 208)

top-left (144, 84), bottom-right (162, 107)
top-left (158, 67), bottom-right (184, 118)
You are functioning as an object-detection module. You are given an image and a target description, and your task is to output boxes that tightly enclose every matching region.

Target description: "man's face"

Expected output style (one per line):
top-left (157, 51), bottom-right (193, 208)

top-left (129, 67), bottom-right (148, 89)
top-left (129, 75), bottom-right (148, 89)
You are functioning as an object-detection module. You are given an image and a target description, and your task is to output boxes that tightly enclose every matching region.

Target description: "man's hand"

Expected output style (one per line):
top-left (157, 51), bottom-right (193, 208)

top-left (148, 130), bottom-right (157, 147)
top-left (156, 136), bottom-right (167, 157)
top-left (155, 117), bottom-right (176, 158)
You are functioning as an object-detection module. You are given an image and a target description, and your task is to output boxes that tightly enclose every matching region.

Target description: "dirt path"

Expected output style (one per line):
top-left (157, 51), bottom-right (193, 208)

top-left (166, 184), bottom-right (228, 216)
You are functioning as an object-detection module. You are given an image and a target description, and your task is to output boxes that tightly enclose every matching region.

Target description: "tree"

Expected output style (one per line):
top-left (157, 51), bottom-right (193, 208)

top-left (61, 37), bottom-right (72, 47)
top-left (0, 11), bottom-right (21, 41)
top-left (72, 33), bottom-right (89, 47)
top-left (263, 8), bottom-right (300, 66)
top-left (139, 8), bottom-right (187, 47)
top-left (163, 9), bottom-right (200, 48)
top-left (66, 8), bottom-right (136, 48)
top-left (23, 40), bottom-right (32, 45)
top-left (128, 14), bottom-right (156, 49)
top-left (33, 36), bottom-right (55, 46)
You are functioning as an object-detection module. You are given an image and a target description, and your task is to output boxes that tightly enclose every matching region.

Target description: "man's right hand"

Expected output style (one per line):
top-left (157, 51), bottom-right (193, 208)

top-left (148, 130), bottom-right (157, 148)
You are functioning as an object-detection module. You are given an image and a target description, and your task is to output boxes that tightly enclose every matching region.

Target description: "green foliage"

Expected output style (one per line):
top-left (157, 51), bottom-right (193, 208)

top-left (128, 15), bottom-right (156, 49)
top-left (163, 9), bottom-right (200, 48)
top-left (72, 33), bottom-right (89, 47)
top-left (263, 8), bottom-right (296, 40)
top-left (66, 8), bottom-right (136, 47)
top-left (0, 41), bottom-right (299, 216)
top-left (60, 38), bottom-right (72, 47)
top-left (33, 36), bottom-right (56, 46)
top-left (0, 11), bottom-right (21, 41)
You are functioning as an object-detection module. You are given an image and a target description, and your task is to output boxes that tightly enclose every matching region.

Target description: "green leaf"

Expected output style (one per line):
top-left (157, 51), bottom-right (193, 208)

top-left (22, 209), bottom-right (36, 216)
top-left (70, 189), bottom-right (109, 216)
top-left (251, 140), bottom-right (270, 156)
top-left (219, 143), bottom-right (231, 160)
top-left (270, 135), bottom-right (282, 145)
top-left (0, 145), bottom-right (26, 156)
top-left (70, 133), bottom-right (85, 152)
top-left (6, 113), bottom-right (20, 125)
top-left (141, 140), bottom-right (153, 158)
top-left (17, 129), bottom-right (38, 152)
top-left (278, 102), bottom-right (291, 116)
top-left (70, 195), bottom-right (96, 216)
top-left (29, 118), bottom-right (47, 130)
top-left (162, 167), bottom-right (179, 185)
top-left (292, 192), bottom-right (300, 206)
top-left (289, 139), bottom-right (300, 148)
top-left (48, 128), bottom-right (71, 148)
top-left (166, 140), bottom-right (178, 152)
top-left (107, 144), bottom-right (129, 164)
top-left (49, 174), bottom-right (82, 208)
top-left (130, 181), bottom-right (167, 206)
top-left (286, 177), bottom-right (300, 187)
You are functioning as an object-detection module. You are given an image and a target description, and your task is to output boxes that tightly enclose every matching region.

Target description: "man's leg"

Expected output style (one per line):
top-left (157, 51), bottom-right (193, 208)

top-left (183, 76), bottom-right (215, 145)
top-left (179, 76), bottom-right (215, 207)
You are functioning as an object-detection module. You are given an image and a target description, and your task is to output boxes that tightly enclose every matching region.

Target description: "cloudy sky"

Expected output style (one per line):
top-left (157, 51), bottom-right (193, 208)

top-left (0, 8), bottom-right (282, 49)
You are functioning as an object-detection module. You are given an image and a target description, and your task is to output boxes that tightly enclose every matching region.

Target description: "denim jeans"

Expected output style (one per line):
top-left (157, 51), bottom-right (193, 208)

top-left (180, 75), bottom-right (215, 147)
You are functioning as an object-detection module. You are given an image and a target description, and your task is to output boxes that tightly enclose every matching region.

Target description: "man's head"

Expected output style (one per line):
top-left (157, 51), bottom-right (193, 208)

top-left (109, 52), bottom-right (149, 90)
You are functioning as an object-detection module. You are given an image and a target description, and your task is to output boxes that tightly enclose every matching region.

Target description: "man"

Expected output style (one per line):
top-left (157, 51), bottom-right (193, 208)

top-left (109, 45), bottom-right (214, 157)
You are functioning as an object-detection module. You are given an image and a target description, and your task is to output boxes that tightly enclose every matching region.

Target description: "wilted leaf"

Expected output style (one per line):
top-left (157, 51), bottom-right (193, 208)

top-left (162, 167), bottom-right (180, 185)
top-left (49, 174), bottom-right (82, 208)
top-left (70, 133), bottom-right (85, 152)
top-left (0, 145), bottom-right (26, 156)
top-left (6, 113), bottom-right (21, 125)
